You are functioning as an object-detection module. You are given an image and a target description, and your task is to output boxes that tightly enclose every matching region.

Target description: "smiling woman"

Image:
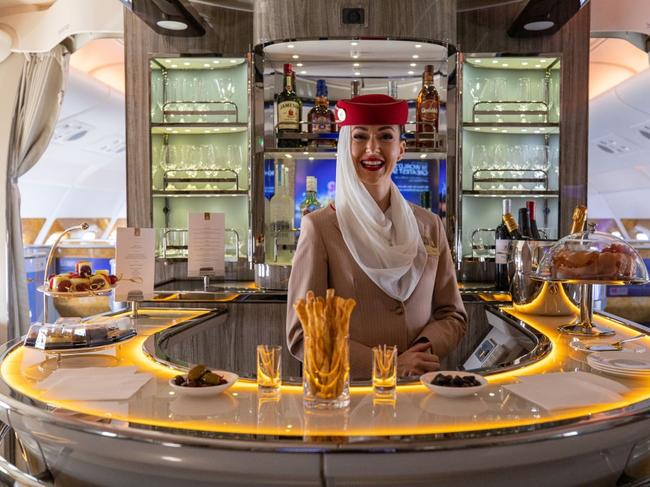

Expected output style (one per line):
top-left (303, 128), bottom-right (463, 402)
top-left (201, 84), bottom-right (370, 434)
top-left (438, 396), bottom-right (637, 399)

top-left (287, 94), bottom-right (467, 380)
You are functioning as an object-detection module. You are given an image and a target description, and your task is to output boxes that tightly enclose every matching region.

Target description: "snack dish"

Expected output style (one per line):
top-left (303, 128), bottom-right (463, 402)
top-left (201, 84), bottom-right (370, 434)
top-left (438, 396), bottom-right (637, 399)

top-left (44, 261), bottom-right (118, 294)
top-left (24, 319), bottom-right (136, 352)
top-left (169, 364), bottom-right (238, 397)
top-left (534, 230), bottom-right (648, 284)
top-left (420, 371), bottom-right (487, 398)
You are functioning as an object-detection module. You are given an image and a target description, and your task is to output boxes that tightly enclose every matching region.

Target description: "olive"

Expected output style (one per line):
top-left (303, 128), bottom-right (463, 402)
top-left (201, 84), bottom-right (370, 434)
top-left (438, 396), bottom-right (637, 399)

top-left (188, 364), bottom-right (208, 382)
top-left (202, 372), bottom-right (225, 386)
top-left (172, 375), bottom-right (185, 386)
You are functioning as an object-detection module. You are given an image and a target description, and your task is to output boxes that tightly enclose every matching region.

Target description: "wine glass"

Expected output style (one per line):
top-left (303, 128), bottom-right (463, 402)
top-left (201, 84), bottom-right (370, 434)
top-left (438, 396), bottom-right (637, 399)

top-left (469, 77), bottom-right (489, 103)
top-left (471, 144), bottom-right (488, 174)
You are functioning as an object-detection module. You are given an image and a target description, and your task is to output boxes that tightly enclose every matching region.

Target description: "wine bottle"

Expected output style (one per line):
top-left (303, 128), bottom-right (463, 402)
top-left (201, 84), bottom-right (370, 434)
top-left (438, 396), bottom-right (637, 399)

top-left (570, 204), bottom-right (588, 234)
top-left (526, 201), bottom-right (542, 239)
top-left (503, 212), bottom-right (524, 240)
top-left (518, 207), bottom-right (533, 239)
top-left (495, 199), bottom-right (512, 291)
top-left (277, 63), bottom-right (302, 148)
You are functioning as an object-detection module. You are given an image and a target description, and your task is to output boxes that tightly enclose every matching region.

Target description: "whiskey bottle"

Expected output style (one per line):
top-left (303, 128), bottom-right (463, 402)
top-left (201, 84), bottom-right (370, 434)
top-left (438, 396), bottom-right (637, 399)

top-left (495, 199), bottom-right (512, 291)
top-left (277, 63), bottom-right (302, 148)
top-left (416, 64), bottom-right (440, 148)
top-left (307, 80), bottom-right (336, 149)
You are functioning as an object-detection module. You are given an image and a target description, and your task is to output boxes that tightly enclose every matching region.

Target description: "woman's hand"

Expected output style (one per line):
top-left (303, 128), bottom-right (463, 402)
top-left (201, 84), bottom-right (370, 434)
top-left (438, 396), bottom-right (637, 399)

top-left (397, 342), bottom-right (440, 377)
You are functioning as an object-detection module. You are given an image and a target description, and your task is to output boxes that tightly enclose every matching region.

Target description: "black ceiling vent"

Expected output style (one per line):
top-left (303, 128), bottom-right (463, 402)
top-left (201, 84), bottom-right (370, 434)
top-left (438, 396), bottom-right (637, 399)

top-left (508, 0), bottom-right (589, 38)
top-left (120, 0), bottom-right (206, 37)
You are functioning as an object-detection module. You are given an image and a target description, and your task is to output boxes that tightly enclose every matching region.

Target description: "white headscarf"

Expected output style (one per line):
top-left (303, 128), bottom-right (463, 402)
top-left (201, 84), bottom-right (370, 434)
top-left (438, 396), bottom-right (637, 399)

top-left (335, 125), bottom-right (427, 302)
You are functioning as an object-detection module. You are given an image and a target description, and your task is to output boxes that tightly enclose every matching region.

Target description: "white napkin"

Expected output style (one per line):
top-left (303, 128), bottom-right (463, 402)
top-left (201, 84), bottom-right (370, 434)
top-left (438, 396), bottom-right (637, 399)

top-left (504, 371), bottom-right (628, 411)
top-left (38, 367), bottom-right (152, 401)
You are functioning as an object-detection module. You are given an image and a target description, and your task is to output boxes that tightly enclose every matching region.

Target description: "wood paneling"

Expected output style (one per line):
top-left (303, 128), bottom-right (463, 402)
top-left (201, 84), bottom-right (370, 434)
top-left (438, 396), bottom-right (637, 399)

top-left (254, 0), bottom-right (456, 46)
top-left (124, 4), bottom-right (253, 228)
top-left (458, 4), bottom-right (590, 236)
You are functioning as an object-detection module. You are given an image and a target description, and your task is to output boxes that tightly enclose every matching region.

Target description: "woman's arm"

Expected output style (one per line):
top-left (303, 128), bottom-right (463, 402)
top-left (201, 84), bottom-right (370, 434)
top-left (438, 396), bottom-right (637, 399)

top-left (286, 214), bottom-right (329, 360)
top-left (415, 215), bottom-right (468, 358)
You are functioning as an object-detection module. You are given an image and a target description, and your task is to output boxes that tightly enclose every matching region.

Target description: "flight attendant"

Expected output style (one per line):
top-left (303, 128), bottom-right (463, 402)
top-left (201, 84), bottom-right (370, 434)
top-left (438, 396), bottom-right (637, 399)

top-left (287, 94), bottom-right (467, 379)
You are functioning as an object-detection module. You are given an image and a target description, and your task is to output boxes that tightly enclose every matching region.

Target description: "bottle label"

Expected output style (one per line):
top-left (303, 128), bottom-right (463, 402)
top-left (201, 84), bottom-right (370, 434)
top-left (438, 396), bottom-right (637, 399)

top-left (419, 99), bottom-right (438, 124)
top-left (311, 114), bottom-right (331, 133)
top-left (278, 101), bottom-right (300, 129)
top-left (495, 239), bottom-right (509, 264)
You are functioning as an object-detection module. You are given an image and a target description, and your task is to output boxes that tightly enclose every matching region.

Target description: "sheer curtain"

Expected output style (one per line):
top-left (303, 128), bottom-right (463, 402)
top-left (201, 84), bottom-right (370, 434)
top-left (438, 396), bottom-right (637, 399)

top-left (6, 44), bottom-right (70, 340)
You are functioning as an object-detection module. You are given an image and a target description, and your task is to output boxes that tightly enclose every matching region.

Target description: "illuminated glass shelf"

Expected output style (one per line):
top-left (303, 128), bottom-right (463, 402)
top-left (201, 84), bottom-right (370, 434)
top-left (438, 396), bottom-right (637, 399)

top-left (463, 123), bottom-right (559, 135)
top-left (264, 149), bottom-right (446, 160)
top-left (462, 190), bottom-right (559, 198)
top-left (151, 123), bottom-right (248, 135)
top-left (152, 189), bottom-right (248, 197)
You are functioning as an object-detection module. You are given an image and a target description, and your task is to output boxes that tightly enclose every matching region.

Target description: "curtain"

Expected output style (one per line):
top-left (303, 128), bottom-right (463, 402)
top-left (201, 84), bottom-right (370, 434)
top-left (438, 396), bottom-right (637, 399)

top-left (6, 44), bottom-right (70, 340)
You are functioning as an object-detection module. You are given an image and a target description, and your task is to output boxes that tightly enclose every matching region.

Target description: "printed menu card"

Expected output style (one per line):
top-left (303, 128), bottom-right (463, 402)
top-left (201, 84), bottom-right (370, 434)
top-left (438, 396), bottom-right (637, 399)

top-left (188, 212), bottom-right (225, 277)
top-left (115, 227), bottom-right (155, 302)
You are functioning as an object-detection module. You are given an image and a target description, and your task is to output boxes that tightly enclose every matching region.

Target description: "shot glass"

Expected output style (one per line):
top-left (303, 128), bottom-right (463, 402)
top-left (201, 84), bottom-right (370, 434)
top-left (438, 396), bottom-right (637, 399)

top-left (257, 345), bottom-right (282, 393)
top-left (372, 345), bottom-right (397, 394)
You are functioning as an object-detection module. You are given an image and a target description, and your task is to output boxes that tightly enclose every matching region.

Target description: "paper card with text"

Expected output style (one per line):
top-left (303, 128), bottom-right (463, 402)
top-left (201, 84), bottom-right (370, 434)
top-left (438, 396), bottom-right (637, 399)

top-left (115, 227), bottom-right (155, 302)
top-left (188, 212), bottom-right (225, 277)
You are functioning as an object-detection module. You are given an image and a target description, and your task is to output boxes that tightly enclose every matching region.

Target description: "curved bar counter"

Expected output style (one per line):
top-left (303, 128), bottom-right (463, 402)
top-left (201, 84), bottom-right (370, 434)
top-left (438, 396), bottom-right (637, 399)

top-left (1, 307), bottom-right (650, 486)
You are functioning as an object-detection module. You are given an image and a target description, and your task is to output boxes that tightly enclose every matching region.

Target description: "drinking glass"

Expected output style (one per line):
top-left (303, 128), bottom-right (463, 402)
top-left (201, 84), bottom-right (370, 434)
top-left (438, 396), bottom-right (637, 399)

top-left (517, 77), bottom-right (531, 102)
top-left (372, 345), bottom-right (397, 394)
top-left (493, 77), bottom-right (508, 102)
top-left (469, 77), bottom-right (489, 103)
top-left (257, 345), bottom-right (282, 393)
top-left (471, 144), bottom-right (488, 172)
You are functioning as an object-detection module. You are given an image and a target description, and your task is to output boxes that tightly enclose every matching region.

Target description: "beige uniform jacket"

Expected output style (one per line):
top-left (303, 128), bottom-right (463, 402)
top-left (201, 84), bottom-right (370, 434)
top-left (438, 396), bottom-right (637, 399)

top-left (286, 204), bottom-right (467, 379)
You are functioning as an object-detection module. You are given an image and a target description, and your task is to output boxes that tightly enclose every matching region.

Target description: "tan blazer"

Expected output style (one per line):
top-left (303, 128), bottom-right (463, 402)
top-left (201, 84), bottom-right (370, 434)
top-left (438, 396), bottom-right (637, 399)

top-left (286, 204), bottom-right (467, 379)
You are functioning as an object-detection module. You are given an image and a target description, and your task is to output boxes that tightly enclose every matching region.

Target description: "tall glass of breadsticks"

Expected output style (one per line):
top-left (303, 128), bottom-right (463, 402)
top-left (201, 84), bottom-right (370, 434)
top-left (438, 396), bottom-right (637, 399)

top-left (294, 289), bottom-right (356, 409)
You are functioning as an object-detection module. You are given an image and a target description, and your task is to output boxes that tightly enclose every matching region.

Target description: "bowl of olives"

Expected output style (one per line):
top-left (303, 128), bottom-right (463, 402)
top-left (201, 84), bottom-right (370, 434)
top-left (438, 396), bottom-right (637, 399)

top-left (169, 364), bottom-right (238, 397)
top-left (420, 371), bottom-right (487, 398)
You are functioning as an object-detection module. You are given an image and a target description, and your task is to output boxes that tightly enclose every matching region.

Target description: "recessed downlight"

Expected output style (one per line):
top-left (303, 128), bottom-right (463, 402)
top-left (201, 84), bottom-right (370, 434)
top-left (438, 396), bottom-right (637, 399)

top-left (410, 63), bottom-right (417, 67)
top-left (414, 44), bottom-right (422, 48)
top-left (353, 62), bottom-right (360, 67)
top-left (296, 63), bottom-right (303, 67)
top-left (183, 62), bottom-right (190, 66)
top-left (354, 71), bottom-right (361, 76)
top-left (292, 54), bottom-right (299, 59)
top-left (287, 44), bottom-right (295, 49)
top-left (350, 41), bottom-right (359, 46)
top-left (408, 70), bottom-right (414, 75)
top-left (352, 54), bottom-right (360, 59)
top-left (156, 20), bottom-right (188, 31)
top-left (300, 70), bottom-right (307, 74)
top-left (412, 54), bottom-right (419, 59)
top-left (213, 60), bottom-right (220, 64)
top-left (474, 59), bottom-right (482, 64)
top-left (229, 59), bottom-right (237, 63)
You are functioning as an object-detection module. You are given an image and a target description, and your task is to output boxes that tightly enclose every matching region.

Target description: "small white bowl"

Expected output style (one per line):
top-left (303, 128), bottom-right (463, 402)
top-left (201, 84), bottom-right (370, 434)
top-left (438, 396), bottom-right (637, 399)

top-left (420, 371), bottom-right (487, 398)
top-left (169, 370), bottom-right (238, 397)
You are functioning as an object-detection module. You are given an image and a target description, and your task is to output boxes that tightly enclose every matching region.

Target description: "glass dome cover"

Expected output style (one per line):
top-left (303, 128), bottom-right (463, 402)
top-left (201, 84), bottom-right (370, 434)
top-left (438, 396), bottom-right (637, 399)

top-left (533, 228), bottom-right (649, 285)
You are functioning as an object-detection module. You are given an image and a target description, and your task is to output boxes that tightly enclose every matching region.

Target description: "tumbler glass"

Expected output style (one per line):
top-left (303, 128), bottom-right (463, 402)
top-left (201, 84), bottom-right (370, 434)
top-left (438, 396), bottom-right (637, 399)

top-left (372, 345), bottom-right (397, 394)
top-left (257, 345), bottom-right (282, 393)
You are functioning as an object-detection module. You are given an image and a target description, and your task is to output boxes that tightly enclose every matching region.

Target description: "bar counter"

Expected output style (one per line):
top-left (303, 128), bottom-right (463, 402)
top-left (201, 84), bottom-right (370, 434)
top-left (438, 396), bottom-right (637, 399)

top-left (1, 307), bottom-right (650, 486)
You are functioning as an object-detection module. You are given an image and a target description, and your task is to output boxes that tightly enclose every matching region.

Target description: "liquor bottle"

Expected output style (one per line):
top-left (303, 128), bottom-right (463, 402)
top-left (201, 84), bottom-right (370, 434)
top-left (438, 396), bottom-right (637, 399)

top-left (307, 80), bottom-right (336, 149)
top-left (518, 207), bottom-right (533, 239)
top-left (276, 63), bottom-right (302, 148)
top-left (420, 191), bottom-right (431, 211)
top-left (269, 165), bottom-right (295, 263)
top-left (495, 199), bottom-right (513, 291)
top-left (416, 64), bottom-right (440, 148)
top-left (526, 201), bottom-right (542, 239)
top-left (570, 204), bottom-right (588, 234)
top-left (503, 211), bottom-right (524, 240)
top-left (351, 80), bottom-right (361, 97)
top-left (300, 176), bottom-right (322, 222)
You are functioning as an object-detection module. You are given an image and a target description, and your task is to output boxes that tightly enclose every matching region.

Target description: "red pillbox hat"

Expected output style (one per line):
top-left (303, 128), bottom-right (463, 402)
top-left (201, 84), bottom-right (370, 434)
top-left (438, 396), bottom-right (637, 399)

top-left (335, 94), bottom-right (408, 126)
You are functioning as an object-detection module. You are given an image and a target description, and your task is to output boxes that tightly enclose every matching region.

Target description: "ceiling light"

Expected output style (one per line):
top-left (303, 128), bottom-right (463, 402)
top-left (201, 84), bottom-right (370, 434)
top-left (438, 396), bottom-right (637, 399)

top-left (410, 63), bottom-right (417, 67)
top-left (350, 41), bottom-right (359, 46)
top-left (414, 44), bottom-right (422, 48)
top-left (287, 44), bottom-right (295, 49)
top-left (292, 54), bottom-right (299, 59)
top-left (523, 21), bottom-right (555, 31)
top-left (412, 54), bottom-right (419, 59)
top-left (353, 62), bottom-right (360, 67)
top-left (156, 20), bottom-right (188, 31)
